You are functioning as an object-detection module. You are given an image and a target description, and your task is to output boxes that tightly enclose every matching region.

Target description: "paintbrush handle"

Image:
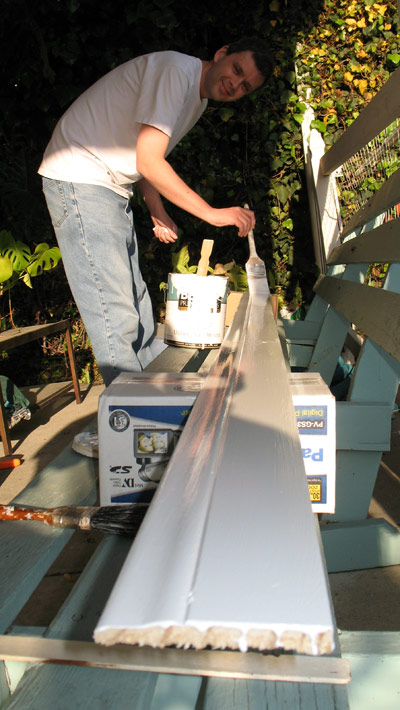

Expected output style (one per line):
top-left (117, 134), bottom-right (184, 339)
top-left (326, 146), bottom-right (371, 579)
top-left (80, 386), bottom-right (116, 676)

top-left (0, 504), bottom-right (93, 529)
top-left (197, 239), bottom-right (214, 276)
top-left (247, 227), bottom-right (258, 259)
top-left (243, 204), bottom-right (258, 259)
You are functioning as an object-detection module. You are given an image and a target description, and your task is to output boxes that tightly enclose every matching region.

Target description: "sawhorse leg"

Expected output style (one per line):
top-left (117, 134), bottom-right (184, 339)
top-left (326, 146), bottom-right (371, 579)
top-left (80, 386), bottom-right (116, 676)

top-left (64, 325), bottom-right (82, 405)
top-left (0, 388), bottom-right (12, 456)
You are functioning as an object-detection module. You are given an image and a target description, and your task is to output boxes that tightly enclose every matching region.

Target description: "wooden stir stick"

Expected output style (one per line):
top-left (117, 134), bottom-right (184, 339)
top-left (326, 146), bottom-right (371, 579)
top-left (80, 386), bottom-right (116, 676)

top-left (196, 239), bottom-right (214, 276)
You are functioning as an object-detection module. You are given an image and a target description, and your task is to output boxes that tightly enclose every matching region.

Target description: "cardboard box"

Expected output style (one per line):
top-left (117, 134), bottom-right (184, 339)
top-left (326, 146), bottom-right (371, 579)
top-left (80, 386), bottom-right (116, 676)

top-left (290, 373), bottom-right (336, 514)
top-left (98, 372), bottom-right (202, 505)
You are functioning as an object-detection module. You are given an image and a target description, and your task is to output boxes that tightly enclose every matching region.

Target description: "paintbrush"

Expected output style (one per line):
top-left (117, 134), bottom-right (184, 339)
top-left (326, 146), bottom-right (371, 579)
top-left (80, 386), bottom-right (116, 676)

top-left (196, 239), bottom-right (214, 276)
top-left (0, 503), bottom-right (149, 536)
top-left (244, 203), bottom-right (270, 296)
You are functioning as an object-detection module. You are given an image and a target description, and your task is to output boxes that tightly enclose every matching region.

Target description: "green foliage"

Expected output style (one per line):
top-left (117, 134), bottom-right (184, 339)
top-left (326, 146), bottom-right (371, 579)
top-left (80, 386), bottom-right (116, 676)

top-left (0, 229), bottom-right (61, 294)
top-left (158, 245), bottom-right (198, 291)
top-left (296, 0), bottom-right (400, 146)
top-left (159, 245), bottom-right (248, 293)
top-left (1, 0), bottom-right (398, 382)
top-left (171, 246), bottom-right (199, 275)
top-left (296, 1), bottom-right (399, 224)
top-left (1, 0), bottom-right (323, 330)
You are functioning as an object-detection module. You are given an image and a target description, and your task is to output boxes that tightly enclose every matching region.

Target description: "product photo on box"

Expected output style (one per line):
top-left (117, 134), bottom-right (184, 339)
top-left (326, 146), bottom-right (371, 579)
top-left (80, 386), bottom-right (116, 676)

top-left (98, 372), bottom-right (203, 505)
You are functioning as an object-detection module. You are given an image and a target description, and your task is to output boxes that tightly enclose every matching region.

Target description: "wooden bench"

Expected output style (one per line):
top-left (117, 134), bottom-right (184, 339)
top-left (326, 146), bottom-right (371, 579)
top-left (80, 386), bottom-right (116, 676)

top-left (284, 66), bottom-right (400, 574)
top-left (0, 320), bottom-right (82, 455)
top-left (0, 301), bottom-right (398, 706)
top-left (0, 293), bottom-right (354, 709)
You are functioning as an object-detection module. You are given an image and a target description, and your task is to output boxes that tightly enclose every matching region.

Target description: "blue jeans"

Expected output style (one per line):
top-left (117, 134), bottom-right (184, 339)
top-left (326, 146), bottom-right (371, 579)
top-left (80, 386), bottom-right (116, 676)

top-left (42, 178), bottom-right (156, 385)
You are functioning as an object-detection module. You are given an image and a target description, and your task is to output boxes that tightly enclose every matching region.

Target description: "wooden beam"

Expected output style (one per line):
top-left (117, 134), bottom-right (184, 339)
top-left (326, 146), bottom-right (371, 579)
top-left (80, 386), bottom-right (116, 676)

top-left (0, 320), bottom-right (71, 350)
top-left (0, 636), bottom-right (350, 684)
top-left (314, 275), bottom-right (400, 363)
top-left (95, 292), bottom-right (337, 656)
top-left (328, 219), bottom-right (400, 266)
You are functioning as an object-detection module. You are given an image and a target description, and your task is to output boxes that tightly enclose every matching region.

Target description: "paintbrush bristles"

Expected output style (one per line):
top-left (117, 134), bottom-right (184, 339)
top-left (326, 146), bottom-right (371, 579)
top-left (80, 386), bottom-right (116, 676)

top-left (88, 504), bottom-right (149, 536)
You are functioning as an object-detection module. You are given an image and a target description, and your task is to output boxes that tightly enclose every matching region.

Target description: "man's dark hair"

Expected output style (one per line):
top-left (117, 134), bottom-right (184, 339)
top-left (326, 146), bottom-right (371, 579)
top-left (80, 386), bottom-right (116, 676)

top-left (226, 37), bottom-right (271, 82)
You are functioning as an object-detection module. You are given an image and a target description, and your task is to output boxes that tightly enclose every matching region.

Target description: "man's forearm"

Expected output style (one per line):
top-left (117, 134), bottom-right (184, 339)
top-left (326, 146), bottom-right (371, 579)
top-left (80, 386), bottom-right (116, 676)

top-left (136, 124), bottom-right (255, 236)
top-left (137, 178), bottom-right (168, 219)
top-left (138, 155), bottom-right (214, 223)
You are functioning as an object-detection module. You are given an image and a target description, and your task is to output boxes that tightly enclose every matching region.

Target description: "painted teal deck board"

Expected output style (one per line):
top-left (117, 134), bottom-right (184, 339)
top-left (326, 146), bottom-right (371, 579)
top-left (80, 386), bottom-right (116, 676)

top-left (46, 535), bottom-right (131, 641)
top-left (0, 445), bottom-right (97, 634)
top-left (4, 664), bottom-right (158, 709)
top-left (340, 631), bottom-right (400, 710)
top-left (336, 403), bottom-right (392, 451)
top-left (321, 519), bottom-right (400, 572)
top-left (197, 676), bottom-right (348, 709)
top-left (150, 675), bottom-right (203, 710)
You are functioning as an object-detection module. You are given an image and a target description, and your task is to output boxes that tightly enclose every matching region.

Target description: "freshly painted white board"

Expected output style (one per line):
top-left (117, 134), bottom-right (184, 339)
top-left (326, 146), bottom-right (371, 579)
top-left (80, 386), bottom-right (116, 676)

top-left (95, 292), bottom-right (336, 656)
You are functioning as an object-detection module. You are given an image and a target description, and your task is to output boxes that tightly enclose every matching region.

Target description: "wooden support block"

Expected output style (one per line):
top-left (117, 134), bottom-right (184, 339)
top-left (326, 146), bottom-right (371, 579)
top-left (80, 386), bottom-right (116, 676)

top-left (225, 291), bottom-right (243, 326)
top-left (321, 518), bottom-right (400, 572)
top-left (269, 294), bottom-right (279, 322)
top-left (0, 635), bottom-right (351, 684)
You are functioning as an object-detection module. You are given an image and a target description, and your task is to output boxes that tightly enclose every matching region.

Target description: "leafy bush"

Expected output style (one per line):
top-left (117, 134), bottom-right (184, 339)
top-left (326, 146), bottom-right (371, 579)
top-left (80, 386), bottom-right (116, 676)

top-left (0, 229), bottom-right (62, 329)
top-left (296, 0), bottom-right (400, 146)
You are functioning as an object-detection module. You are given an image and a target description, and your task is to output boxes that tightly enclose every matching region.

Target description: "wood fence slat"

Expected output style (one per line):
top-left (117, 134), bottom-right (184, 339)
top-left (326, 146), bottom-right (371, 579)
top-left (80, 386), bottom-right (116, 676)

top-left (314, 275), bottom-right (400, 362)
top-left (327, 218), bottom-right (400, 265)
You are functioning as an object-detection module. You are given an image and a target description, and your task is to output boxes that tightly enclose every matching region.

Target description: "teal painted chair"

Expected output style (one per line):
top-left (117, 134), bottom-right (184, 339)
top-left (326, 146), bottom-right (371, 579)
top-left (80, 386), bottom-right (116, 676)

top-left (283, 106), bottom-right (400, 572)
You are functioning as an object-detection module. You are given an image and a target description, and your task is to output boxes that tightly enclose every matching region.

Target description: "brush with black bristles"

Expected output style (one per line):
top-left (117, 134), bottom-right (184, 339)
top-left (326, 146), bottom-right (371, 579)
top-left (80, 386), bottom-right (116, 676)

top-left (0, 503), bottom-right (150, 536)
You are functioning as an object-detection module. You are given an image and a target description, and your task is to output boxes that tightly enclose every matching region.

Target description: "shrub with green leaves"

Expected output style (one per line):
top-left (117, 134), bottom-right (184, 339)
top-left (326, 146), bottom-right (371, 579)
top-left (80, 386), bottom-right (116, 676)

top-left (0, 230), bottom-right (61, 295)
top-left (159, 245), bottom-right (248, 294)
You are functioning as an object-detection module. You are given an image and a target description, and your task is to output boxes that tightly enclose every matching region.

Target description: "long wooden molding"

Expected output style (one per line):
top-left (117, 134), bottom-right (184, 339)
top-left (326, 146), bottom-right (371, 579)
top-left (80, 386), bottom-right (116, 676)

top-left (95, 291), bottom-right (336, 656)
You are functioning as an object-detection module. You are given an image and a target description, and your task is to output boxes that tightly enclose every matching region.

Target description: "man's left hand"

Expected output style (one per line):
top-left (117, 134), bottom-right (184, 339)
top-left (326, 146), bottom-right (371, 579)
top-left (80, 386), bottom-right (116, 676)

top-left (151, 217), bottom-right (178, 243)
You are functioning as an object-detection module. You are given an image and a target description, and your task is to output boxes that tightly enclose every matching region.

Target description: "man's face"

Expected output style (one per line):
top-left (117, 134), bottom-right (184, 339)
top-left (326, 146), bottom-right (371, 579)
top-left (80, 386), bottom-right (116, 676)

top-left (200, 46), bottom-right (264, 102)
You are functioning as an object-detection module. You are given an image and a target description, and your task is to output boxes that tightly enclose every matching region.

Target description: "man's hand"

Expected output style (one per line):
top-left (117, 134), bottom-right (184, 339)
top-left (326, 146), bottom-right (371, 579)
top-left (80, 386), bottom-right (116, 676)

top-left (207, 206), bottom-right (255, 237)
top-left (151, 216), bottom-right (178, 243)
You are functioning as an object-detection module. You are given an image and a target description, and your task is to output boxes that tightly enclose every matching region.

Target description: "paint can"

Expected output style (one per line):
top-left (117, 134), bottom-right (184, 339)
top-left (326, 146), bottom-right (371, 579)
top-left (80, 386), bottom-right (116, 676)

top-left (164, 273), bottom-right (229, 348)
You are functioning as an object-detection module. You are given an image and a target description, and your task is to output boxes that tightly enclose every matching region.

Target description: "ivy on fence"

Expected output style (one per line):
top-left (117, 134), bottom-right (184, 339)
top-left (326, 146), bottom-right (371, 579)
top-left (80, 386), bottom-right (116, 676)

top-left (0, 0), bottom-right (398, 383)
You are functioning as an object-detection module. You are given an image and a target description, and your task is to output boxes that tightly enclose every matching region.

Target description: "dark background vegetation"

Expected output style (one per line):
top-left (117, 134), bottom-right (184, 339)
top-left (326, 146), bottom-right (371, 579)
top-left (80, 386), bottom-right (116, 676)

top-left (0, 0), bottom-right (398, 385)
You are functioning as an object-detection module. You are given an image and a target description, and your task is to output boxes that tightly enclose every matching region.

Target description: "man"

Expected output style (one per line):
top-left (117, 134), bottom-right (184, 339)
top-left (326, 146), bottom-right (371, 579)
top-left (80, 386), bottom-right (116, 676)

top-left (39, 38), bottom-right (270, 385)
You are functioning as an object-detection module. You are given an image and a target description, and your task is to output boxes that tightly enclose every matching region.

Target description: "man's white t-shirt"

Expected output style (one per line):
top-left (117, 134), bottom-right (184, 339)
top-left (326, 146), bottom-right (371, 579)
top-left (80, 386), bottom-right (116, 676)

top-left (38, 51), bottom-right (208, 198)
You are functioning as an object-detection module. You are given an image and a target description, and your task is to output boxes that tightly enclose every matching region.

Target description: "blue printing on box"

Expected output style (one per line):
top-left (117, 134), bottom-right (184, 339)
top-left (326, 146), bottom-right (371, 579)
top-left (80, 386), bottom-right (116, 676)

top-left (294, 404), bottom-right (328, 435)
top-left (108, 405), bottom-right (192, 426)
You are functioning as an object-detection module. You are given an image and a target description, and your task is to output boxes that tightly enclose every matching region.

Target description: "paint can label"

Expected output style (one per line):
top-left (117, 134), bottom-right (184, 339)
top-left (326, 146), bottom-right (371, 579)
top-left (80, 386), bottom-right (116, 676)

top-left (164, 273), bottom-right (229, 348)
